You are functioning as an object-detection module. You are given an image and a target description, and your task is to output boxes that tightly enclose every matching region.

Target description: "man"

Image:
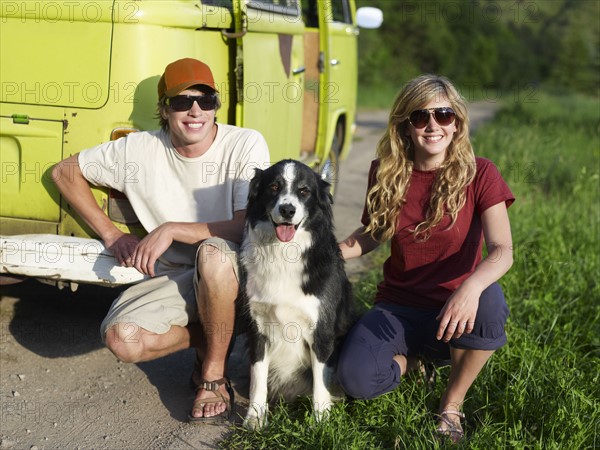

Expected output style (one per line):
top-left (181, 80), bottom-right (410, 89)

top-left (52, 58), bottom-right (270, 422)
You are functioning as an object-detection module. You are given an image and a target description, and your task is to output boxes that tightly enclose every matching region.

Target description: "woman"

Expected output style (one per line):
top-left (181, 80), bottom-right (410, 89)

top-left (337, 75), bottom-right (514, 443)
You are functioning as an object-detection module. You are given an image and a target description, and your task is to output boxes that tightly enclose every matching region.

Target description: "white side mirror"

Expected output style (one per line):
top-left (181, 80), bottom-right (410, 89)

top-left (356, 7), bottom-right (383, 29)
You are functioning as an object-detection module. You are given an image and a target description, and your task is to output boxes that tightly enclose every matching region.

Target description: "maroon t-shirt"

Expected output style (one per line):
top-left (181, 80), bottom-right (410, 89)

top-left (361, 157), bottom-right (515, 309)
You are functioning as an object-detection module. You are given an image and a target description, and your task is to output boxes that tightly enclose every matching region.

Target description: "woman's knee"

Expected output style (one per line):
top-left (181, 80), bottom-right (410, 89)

top-left (337, 349), bottom-right (392, 400)
top-left (470, 283), bottom-right (509, 341)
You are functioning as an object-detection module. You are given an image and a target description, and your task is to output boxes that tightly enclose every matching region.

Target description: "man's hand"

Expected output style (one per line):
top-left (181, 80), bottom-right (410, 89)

top-left (106, 233), bottom-right (142, 266)
top-left (131, 223), bottom-right (175, 277)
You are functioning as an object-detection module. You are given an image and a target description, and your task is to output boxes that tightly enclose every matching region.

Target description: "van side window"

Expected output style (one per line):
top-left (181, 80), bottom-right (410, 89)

top-left (302, 0), bottom-right (319, 27)
top-left (248, 0), bottom-right (300, 16)
top-left (330, 0), bottom-right (351, 23)
top-left (202, 0), bottom-right (233, 9)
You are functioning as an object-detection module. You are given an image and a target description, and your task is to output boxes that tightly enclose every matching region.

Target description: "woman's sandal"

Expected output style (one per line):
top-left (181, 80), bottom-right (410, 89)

top-left (188, 377), bottom-right (235, 424)
top-left (435, 409), bottom-right (465, 444)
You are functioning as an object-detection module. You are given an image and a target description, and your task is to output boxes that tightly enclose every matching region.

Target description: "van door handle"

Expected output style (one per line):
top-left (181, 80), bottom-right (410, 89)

top-left (330, 59), bottom-right (340, 66)
top-left (292, 66), bottom-right (306, 75)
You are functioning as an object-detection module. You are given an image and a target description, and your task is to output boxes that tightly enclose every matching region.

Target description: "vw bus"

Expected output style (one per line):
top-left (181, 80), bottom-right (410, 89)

top-left (0, 0), bottom-right (382, 287)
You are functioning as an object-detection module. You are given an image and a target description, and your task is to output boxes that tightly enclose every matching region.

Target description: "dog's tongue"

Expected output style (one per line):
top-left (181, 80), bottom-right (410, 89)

top-left (275, 224), bottom-right (296, 242)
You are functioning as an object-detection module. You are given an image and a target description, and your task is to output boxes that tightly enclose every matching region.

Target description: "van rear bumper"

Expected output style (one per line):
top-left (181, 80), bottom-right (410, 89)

top-left (0, 234), bottom-right (146, 287)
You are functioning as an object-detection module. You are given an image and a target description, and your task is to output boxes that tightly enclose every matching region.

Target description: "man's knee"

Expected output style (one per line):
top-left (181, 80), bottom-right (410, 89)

top-left (104, 323), bottom-right (145, 363)
top-left (197, 243), bottom-right (237, 283)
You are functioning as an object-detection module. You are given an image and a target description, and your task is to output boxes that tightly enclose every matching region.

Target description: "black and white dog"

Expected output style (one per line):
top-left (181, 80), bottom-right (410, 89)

top-left (240, 159), bottom-right (354, 429)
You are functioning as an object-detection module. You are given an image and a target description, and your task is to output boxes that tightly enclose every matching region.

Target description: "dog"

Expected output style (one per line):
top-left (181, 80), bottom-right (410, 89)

top-left (240, 159), bottom-right (354, 429)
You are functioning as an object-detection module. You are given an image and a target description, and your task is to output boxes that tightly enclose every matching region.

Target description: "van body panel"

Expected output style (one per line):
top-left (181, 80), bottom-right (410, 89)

top-left (1, 218), bottom-right (58, 236)
top-left (114, 1), bottom-right (233, 29)
top-left (0, 115), bottom-right (63, 221)
top-left (0, 2), bottom-right (113, 108)
top-left (239, 2), bottom-right (305, 162)
top-left (316, 2), bottom-right (358, 162)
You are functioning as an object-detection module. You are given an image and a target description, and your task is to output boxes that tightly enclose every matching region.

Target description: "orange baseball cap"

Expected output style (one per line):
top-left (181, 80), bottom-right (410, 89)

top-left (157, 58), bottom-right (218, 98)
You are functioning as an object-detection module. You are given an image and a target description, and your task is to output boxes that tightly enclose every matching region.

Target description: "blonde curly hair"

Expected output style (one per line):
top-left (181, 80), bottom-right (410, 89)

top-left (365, 75), bottom-right (476, 242)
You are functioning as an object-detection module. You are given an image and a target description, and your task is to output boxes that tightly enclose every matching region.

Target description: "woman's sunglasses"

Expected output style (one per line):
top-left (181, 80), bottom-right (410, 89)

top-left (408, 107), bottom-right (456, 128)
top-left (166, 94), bottom-right (218, 112)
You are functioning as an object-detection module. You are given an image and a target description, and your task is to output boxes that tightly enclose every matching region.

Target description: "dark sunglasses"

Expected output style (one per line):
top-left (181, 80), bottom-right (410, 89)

top-left (166, 94), bottom-right (218, 112)
top-left (408, 107), bottom-right (456, 128)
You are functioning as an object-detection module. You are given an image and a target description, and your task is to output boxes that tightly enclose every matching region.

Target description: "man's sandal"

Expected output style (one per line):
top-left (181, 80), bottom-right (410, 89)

top-left (435, 409), bottom-right (465, 444)
top-left (188, 377), bottom-right (234, 424)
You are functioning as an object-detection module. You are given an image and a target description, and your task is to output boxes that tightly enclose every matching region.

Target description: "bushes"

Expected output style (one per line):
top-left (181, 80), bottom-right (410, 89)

top-left (356, 0), bottom-right (600, 100)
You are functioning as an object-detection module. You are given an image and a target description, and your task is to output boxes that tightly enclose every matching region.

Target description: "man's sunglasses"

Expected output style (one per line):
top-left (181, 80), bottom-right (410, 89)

top-left (166, 94), bottom-right (218, 112)
top-left (408, 107), bottom-right (456, 128)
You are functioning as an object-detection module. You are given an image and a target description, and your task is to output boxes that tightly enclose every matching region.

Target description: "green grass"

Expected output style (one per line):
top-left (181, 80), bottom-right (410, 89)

top-left (222, 92), bottom-right (600, 449)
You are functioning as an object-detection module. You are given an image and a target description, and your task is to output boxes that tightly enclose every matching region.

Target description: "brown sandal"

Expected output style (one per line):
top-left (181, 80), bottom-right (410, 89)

top-left (435, 409), bottom-right (465, 444)
top-left (188, 377), bottom-right (234, 424)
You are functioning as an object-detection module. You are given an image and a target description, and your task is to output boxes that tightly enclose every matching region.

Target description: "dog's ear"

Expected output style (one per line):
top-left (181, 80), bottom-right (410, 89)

top-left (313, 171), bottom-right (333, 203)
top-left (314, 172), bottom-right (334, 220)
top-left (248, 168), bottom-right (264, 204)
top-left (321, 179), bottom-right (334, 205)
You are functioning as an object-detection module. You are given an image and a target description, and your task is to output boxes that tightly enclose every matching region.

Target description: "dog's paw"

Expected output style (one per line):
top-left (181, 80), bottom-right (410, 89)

top-left (313, 400), bottom-right (333, 422)
top-left (243, 413), bottom-right (267, 430)
top-left (243, 403), bottom-right (268, 430)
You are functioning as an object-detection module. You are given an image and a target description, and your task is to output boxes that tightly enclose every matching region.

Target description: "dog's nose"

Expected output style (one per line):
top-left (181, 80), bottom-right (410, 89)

top-left (279, 203), bottom-right (296, 220)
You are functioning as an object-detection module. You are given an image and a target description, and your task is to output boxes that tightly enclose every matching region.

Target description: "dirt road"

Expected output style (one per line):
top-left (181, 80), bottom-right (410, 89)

top-left (0, 103), bottom-right (497, 450)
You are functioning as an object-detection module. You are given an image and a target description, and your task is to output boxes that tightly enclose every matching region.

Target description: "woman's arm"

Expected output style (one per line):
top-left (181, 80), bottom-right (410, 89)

top-left (339, 225), bottom-right (381, 260)
top-left (436, 201), bottom-right (514, 342)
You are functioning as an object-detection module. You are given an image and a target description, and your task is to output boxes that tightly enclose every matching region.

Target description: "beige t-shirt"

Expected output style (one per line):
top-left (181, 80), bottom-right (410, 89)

top-left (78, 124), bottom-right (270, 265)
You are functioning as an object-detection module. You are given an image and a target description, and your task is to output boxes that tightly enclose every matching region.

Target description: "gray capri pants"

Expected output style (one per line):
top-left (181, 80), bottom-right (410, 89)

top-left (100, 238), bottom-right (240, 338)
top-left (337, 282), bottom-right (509, 400)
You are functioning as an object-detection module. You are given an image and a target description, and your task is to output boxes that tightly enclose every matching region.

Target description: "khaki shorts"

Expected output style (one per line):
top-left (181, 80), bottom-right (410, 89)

top-left (100, 238), bottom-right (240, 337)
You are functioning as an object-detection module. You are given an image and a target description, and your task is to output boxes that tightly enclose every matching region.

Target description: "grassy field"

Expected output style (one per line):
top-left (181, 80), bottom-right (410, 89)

top-left (222, 93), bottom-right (599, 449)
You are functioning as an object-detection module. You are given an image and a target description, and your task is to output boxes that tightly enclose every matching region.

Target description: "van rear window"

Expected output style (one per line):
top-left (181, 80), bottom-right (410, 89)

top-left (202, 0), bottom-right (233, 10)
top-left (248, 0), bottom-right (300, 17)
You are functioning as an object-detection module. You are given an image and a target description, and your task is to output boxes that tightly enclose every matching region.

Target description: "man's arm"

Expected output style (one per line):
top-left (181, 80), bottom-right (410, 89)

top-left (51, 154), bottom-right (140, 264)
top-left (130, 210), bottom-right (246, 277)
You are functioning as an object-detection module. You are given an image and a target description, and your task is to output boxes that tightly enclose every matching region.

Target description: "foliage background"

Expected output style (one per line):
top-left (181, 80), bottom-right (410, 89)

top-left (356, 0), bottom-right (600, 105)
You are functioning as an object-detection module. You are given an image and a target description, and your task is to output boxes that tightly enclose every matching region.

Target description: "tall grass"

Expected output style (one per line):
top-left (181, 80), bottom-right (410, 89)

top-left (222, 93), bottom-right (599, 449)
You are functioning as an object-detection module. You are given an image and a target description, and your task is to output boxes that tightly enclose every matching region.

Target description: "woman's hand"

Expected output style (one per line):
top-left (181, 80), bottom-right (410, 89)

top-left (436, 281), bottom-right (482, 342)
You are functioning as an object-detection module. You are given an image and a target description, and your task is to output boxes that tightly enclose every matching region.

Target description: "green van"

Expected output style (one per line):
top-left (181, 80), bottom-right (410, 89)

top-left (0, 0), bottom-right (381, 287)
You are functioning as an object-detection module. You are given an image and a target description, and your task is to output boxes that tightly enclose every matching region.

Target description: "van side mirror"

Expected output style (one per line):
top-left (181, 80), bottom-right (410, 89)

top-left (356, 7), bottom-right (383, 29)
